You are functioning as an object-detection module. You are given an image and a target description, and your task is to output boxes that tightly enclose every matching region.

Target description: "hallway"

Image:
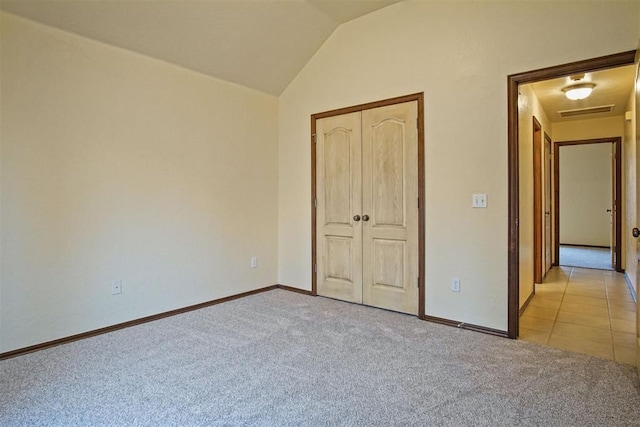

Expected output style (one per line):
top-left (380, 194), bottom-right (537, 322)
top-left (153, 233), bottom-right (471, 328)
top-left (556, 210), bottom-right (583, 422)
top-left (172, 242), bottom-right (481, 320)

top-left (519, 266), bottom-right (636, 365)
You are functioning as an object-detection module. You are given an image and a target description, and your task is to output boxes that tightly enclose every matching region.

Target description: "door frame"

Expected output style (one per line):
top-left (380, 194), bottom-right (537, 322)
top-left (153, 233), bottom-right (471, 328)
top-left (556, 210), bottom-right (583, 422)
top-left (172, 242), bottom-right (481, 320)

top-left (544, 132), bottom-right (553, 273)
top-left (310, 93), bottom-right (426, 318)
top-left (533, 116), bottom-right (544, 284)
top-left (507, 50), bottom-right (636, 339)
top-left (553, 137), bottom-right (623, 272)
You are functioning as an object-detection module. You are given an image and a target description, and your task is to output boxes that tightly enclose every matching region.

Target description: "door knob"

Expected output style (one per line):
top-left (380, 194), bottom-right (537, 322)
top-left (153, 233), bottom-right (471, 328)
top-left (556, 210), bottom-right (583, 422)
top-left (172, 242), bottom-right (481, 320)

top-left (633, 228), bottom-right (640, 238)
top-left (362, 214), bottom-right (370, 222)
top-left (606, 209), bottom-right (612, 213)
top-left (353, 215), bottom-right (361, 222)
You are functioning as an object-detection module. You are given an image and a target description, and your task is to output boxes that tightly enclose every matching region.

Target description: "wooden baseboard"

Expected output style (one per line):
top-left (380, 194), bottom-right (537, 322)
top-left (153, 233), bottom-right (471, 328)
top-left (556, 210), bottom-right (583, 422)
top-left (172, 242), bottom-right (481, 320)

top-left (276, 284), bottom-right (313, 296)
top-left (421, 315), bottom-right (509, 338)
top-left (624, 273), bottom-right (638, 303)
top-left (519, 289), bottom-right (535, 316)
top-left (1, 284), bottom-right (313, 360)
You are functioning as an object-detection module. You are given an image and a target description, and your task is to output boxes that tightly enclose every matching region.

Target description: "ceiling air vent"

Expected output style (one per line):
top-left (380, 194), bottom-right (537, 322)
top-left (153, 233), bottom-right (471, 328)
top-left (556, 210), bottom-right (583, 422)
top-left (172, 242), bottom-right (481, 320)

top-left (557, 104), bottom-right (615, 118)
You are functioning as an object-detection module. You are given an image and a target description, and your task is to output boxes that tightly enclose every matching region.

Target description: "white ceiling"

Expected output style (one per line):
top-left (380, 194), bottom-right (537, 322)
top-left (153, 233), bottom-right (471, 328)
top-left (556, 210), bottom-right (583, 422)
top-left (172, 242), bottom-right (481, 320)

top-left (529, 65), bottom-right (636, 123)
top-left (0, 0), bottom-right (403, 95)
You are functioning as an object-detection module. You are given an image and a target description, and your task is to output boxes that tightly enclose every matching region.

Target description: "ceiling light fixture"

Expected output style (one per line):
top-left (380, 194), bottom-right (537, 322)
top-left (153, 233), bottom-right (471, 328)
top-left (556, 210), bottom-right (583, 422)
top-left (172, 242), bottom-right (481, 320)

top-left (563, 83), bottom-right (595, 100)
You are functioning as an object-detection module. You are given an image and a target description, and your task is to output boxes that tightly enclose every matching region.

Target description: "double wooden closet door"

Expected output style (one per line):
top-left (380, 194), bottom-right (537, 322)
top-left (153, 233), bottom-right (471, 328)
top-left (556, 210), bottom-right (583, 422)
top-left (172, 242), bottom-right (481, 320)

top-left (315, 100), bottom-right (419, 315)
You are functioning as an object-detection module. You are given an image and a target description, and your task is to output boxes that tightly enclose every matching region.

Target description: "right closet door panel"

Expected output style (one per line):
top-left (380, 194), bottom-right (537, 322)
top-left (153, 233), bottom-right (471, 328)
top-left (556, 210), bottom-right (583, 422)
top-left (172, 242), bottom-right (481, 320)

top-left (362, 101), bottom-right (419, 315)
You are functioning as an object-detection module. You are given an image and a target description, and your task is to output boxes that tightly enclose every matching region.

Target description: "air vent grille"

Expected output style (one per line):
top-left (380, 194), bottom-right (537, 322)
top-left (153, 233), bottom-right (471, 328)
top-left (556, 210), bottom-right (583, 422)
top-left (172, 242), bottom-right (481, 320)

top-left (557, 104), bottom-right (615, 118)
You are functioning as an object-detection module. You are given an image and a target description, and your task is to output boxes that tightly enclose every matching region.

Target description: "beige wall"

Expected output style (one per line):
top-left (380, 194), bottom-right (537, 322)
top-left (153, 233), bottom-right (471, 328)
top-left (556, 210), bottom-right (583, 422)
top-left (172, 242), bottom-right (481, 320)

top-left (0, 13), bottom-right (279, 353)
top-left (518, 84), bottom-right (552, 307)
top-left (553, 116), bottom-right (625, 142)
top-left (559, 144), bottom-right (612, 247)
top-left (278, 1), bottom-right (639, 330)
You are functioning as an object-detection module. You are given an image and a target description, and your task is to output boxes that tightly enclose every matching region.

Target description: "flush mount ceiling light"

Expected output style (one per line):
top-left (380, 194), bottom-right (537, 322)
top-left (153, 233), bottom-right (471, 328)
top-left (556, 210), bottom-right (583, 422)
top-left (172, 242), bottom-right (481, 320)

top-left (563, 74), bottom-right (595, 100)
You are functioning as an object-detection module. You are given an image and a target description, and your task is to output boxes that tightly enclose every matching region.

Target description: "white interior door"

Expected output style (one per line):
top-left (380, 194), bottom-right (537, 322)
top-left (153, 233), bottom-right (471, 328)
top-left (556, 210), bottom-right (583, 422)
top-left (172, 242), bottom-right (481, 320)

top-left (316, 100), bottom-right (419, 315)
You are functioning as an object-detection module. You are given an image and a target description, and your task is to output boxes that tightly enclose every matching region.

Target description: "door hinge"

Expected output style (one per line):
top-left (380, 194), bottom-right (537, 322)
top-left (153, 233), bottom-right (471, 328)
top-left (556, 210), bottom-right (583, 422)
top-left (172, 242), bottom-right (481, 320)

top-left (312, 134), bottom-right (317, 143)
top-left (417, 197), bottom-right (420, 209)
top-left (417, 277), bottom-right (420, 288)
top-left (314, 198), bottom-right (317, 208)
top-left (314, 263), bottom-right (317, 273)
top-left (416, 118), bottom-right (419, 129)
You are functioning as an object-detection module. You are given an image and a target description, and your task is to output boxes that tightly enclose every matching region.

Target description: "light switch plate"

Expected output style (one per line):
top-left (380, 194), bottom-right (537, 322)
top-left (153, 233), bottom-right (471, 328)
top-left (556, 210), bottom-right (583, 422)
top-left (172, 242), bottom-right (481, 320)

top-left (472, 193), bottom-right (487, 208)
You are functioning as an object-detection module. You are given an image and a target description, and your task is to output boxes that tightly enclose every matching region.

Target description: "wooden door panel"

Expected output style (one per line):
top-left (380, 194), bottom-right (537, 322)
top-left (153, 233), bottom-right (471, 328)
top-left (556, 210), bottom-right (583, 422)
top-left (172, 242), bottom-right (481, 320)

top-left (372, 119), bottom-right (406, 227)
top-left (316, 112), bottom-right (362, 303)
top-left (372, 239), bottom-right (405, 289)
top-left (362, 101), bottom-right (418, 314)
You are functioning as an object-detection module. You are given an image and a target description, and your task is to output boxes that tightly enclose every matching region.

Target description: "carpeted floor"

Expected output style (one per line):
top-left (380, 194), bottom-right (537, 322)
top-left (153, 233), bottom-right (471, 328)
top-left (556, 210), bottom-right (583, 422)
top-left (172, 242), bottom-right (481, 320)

top-left (560, 245), bottom-right (612, 270)
top-left (1, 289), bottom-right (639, 426)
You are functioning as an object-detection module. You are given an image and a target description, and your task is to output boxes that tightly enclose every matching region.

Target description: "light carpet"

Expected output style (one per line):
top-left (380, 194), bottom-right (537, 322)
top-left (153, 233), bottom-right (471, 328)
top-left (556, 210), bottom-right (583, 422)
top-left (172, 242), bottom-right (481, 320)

top-left (1, 289), bottom-right (639, 426)
top-left (560, 245), bottom-right (612, 270)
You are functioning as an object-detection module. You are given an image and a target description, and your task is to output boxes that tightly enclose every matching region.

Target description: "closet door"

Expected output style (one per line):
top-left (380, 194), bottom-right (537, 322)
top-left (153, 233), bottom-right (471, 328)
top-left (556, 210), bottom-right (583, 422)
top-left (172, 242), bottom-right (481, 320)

top-left (316, 112), bottom-right (363, 303)
top-left (361, 101), bottom-right (419, 315)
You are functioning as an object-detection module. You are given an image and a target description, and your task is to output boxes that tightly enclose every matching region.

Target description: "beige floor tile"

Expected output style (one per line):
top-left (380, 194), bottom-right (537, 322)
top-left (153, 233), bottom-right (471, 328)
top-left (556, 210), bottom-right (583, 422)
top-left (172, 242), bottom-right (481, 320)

top-left (547, 334), bottom-right (614, 360)
top-left (552, 321), bottom-right (612, 344)
top-left (605, 283), bottom-right (630, 292)
top-left (568, 280), bottom-right (605, 289)
top-left (556, 311), bottom-right (610, 330)
top-left (519, 327), bottom-right (550, 345)
top-left (529, 297), bottom-right (562, 310)
top-left (608, 300), bottom-right (637, 312)
top-left (611, 318), bottom-right (636, 334)
top-left (562, 294), bottom-right (608, 308)
top-left (521, 305), bottom-right (558, 321)
top-left (571, 267), bottom-right (605, 275)
top-left (605, 279), bottom-right (630, 288)
top-left (614, 346), bottom-right (637, 365)
top-left (565, 286), bottom-right (606, 299)
top-left (559, 301), bottom-right (609, 318)
top-left (607, 292), bottom-right (634, 303)
top-left (533, 291), bottom-right (564, 301)
top-left (609, 309), bottom-right (636, 322)
top-left (612, 331), bottom-right (637, 349)
top-left (570, 272), bottom-right (605, 281)
top-left (605, 275), bottom-right (628, 285)
top-left (520, 315), bottom-right (555, 333)
top-left (536, 285), bottom-right (565, 295)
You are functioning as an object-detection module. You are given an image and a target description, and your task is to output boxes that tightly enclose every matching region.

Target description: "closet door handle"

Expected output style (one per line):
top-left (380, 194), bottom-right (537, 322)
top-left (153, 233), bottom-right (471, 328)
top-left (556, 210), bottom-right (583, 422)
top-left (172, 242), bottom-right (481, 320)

top-left (633, 228), bottom-right (640, 238)
top-left (353, 215), bottom-right (361, 222)
top-left (362, 214), bottom-right (370, 222)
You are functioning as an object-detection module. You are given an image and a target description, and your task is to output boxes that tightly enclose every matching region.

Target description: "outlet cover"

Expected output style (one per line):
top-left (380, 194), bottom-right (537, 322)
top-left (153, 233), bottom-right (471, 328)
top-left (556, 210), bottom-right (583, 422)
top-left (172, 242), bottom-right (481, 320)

top-left (111, 280), bottom-right (122, 295)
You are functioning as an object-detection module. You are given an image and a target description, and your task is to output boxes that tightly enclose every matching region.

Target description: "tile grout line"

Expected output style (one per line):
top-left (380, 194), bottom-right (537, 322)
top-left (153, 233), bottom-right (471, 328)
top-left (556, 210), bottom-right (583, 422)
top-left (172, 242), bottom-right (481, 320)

top-left (603, 270), bottom-right (617, 361)
top-left (545, 267), bottom-right (571, 346)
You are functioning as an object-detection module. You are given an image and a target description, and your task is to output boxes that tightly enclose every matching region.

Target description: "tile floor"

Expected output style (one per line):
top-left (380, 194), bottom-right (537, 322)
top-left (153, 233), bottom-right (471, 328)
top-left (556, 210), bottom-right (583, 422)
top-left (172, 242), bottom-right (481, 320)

top-left (519, 266), bottom-right (637, 365)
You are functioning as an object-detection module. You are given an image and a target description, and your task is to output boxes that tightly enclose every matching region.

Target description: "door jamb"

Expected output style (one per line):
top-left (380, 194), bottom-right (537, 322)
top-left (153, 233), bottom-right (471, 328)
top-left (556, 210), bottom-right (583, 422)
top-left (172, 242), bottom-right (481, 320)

top-left (544, 132), bottom-right (553, 271)
top-left (310, 93), bottom-right (426, 318)
top-left (533, 117), bottom-right (543, 284)
top-left (553, 137), bottom-right (623, 272)
top-left (507, 50), bottom-right (635, 339)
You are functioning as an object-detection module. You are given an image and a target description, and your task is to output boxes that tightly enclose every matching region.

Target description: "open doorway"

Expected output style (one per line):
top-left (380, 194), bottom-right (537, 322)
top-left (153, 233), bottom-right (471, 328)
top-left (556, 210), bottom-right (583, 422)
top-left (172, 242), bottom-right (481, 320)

top-left (554, 137), bottom-right (622, 272)
top-left (507, 50), bottom-right (637, 344)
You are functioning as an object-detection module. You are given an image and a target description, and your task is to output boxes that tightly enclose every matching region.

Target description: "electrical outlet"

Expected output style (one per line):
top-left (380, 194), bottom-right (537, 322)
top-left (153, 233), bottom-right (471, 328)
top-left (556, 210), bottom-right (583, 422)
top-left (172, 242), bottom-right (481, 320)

top-left (452, 278), bottom-right (460, 292)
top-left (111, 280), bottom-right (122, 295)
top-left (250, 257), bottom-right (257, 268)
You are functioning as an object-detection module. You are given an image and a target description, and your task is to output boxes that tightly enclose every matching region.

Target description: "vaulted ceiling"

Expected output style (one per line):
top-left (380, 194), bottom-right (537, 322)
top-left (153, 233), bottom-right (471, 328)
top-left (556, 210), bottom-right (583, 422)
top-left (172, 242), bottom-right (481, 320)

top-left (0, 0), bottom-right (402, 95)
